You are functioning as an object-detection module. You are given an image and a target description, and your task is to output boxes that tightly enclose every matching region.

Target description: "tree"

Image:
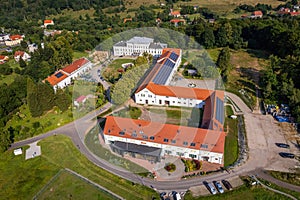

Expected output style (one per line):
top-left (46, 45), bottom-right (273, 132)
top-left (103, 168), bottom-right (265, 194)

top-left (200, 28), bottom-right (215, 49)
top-left (19, 57), bottom-right (27, 68)
top-left (27, 79), bottom-right (43, 117)
top-left (55, 88), bottom-right (71, 112)
top-left (216, 47), bottom-right (231, 82)
top-left (0, 129), bottom-right (11, 152)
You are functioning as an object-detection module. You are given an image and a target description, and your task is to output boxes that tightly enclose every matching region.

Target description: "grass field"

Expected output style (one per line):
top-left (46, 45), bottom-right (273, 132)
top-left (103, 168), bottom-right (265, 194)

top-left (102, 58), bottom-right (134, 82)
top-left (113, 106), bottom-right (142, 119)
top-left (5, 104), bottom-right (73, 141)
top-left (268, 171), bottom-right (300, 186)
top-left (84, 123), bottom-right (149, 174)
top-left (0, 135), bottom-right (159, 199)
top-left (73, 51), bottom-right (89, 60)
top-left (36, 170), bottom-right (117, 200)
top-left (223, 106), bottom-right (239, 167)
top-left (184, 184), bottom-right (292, 200)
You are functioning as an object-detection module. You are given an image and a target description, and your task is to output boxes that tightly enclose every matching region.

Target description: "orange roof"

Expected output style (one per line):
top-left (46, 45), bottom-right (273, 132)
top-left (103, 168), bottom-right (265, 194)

top-left (123, 18), bottom-right (132, 23)
top-left (44, 20), bottom-right (54, 24)
top-left (170, 19), bottom-right (185, 23)
top-left (0, 55), bottom-right (8, 61)
top-left (10, 35), bottom-right (22, 40)
top-left (141, 83), bottom-right (213, 100)
top-left (170, 11), bottom-right (180, 16)
top-left (62, 58), bottom-right (89, 74)
top-left (45, 70), bottom-right (68, 86)
top-left (253, 10), bottom-right (263, 16)
top-left (104, 116), bottom-right (225, 153)
top-left (161, 48), bottom-right (181, 56)
top-left (14, 51), bottom-right (25, 57)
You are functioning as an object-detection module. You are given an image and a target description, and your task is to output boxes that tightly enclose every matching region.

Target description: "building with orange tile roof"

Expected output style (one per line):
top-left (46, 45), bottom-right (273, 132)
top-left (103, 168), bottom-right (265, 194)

top-left (251, 10), bottom-right (263, 18)
top-left (5, 34), bottom-right (24, 46)
top-left (169, 10), bottom-right (181, 17)
top-left (14, 51), bottom-right (31, 62)
top-left (103, 46), bottom-right (225, 164)
top-left (44, 19), bottom-right (54, 28)
top-left (44, 57), bottom-right (92, 91)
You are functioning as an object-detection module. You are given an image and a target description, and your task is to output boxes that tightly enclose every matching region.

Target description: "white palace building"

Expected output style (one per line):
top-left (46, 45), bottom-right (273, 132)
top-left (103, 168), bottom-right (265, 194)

top-left (113, 36), bottom-right (167, 57)
top-left (102, 47), bottom-right (225, 165)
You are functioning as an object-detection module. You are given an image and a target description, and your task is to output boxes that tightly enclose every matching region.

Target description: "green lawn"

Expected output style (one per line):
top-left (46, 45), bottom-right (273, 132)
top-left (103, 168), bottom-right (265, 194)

top-left (36, 170), bottom-right (117, 200)
top-left (113, 106), bottom-right (142, 119)
top-left (0, 135), bottom-right (159, 199)
top-left (5, 104), bottom-right (74, 141)
top-left (184, 184), bottom-right (292, 200)
top-left (85, 124), bottom-right (149, 174)
top-left (73, 51), bottom-right (89, 60)
top-left (223, 106), bottom-right (238, 167)
top-left (102, 58), bottom-right (134, 82)
top-left (268, 171), bottom-right (300, 186)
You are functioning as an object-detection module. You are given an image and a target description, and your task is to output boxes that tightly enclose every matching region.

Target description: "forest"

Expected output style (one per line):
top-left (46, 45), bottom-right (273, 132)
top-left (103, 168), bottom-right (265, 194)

top-left (0, 0), bottom-right (300, 151)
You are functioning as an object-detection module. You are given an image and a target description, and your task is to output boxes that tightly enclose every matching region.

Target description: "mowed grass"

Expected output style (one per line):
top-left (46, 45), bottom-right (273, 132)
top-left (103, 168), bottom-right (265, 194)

top-left (223, 106), bottom-right (238, 167)
top-left (5, 104), bottom-right (73, 141)
top-left (184, 184), bottom-right (292, 200)
top-left (73, 51), bottom-right (89, 60)
top-left (0, 135), bottom-right (159, 199)
top-left (102, 58), bottom-right (134, 81)
top-left (37, 170), bottom-right (116, 200)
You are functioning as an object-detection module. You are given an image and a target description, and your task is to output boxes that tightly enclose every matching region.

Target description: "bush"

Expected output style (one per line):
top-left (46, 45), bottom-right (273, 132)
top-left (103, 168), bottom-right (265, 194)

top-left (164, 163), bottom-right (176, 172)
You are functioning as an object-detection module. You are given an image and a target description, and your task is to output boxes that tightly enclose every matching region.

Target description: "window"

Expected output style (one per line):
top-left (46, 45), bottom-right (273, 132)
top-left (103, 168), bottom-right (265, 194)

top-left (119, 131), bottom-right (125, 135)
top-left (131, 133), bottom-right (137, 137)
top-left (171, 139), bottom-right (176, 144)
top-left (142, 135), bottom-right (148, 139)
top-left (183, 141), bottom-right (188, 146)
top-left (163, 138), bottom-right (169, 142)
top-left (189, 154), bottom-right (196, 159)
top-left (190, 142), bottom-right (196, 147)
top-left (150, 136), bottom-right (155, 140)
top-left (201, 144), bottom-right (208, 149)
top-left (141, 94), bottom-right (145, 97)
top-left (176, 152), bottom-right (184, 156)
top-left (148, 94), bottom-right (152, 98)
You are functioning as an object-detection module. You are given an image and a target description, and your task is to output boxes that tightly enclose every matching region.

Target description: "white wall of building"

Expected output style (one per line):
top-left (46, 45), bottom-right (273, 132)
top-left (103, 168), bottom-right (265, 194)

top-left (104, 134), bottom-right (223, 164)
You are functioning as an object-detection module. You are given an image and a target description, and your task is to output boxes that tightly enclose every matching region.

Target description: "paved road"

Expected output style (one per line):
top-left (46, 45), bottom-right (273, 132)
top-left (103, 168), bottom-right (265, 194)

top-left (10, 92), bottom-right (300, 192)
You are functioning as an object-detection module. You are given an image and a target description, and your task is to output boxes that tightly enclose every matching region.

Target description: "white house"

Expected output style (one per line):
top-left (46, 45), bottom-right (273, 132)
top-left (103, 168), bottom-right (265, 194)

top-left (14, 51), bottom-right (31, 62)
top-left (103, 116), bottom-right (225, 164)
top-left (113, 36), bottom-right (167, 57)
top-left (45, 57), bottom-right (92, 91)
top-left (0, 33), bottom-right (10, 42)
top-left (5, 35), bottom-right (24, 46)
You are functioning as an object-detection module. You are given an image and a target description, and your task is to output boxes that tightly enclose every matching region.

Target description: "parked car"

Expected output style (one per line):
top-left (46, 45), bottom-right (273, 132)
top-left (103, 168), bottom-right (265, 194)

top-left (213, 181), bottom-right (224, 193)
top-left (221, 179), bottom-right (233, 190)
top-left (203, 181), bottom-right (217, 195)
top-left (279, 152), bottom-right (295, 158)
top-left (275, 143), bottom-right (290, 148)
top-left (172, 191), bottom-right (181, 200)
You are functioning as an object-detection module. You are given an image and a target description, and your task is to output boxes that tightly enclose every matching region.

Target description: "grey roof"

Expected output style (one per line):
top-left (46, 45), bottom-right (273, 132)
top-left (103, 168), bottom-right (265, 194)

top-left (112, 141), bottom-right (162, 157)
top-left (114, 41), bottom-right (126, 47)
top-left (127, 36), bottom-right (154, 44)
top-left (149, 43), bottom-right (165, 49)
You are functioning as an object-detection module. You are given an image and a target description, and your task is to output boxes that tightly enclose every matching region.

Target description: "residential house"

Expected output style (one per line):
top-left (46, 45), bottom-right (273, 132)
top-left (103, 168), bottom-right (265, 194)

top-left (44, 20), bottom-right (54, 28)
top-left (28, 43), bottom-right (38, 53)
top-left (123, 18), bottom-right (132, 23)
top-left (14, 51), bottom-right (31, 62)
top-left (169, 9), bottom-right (181, 17)
top-left (0, 55), bottom-right (9, 64)
top-left (0, 33), bottom-right (10, 42)
top-left (251, 10), bottom-right (263, 18)
top-left (74, 95), bottom-right (87, 107)
top-left (170, 19), bottom-right (186, 27)
top-left (5, 35), bottom-right (24, 46)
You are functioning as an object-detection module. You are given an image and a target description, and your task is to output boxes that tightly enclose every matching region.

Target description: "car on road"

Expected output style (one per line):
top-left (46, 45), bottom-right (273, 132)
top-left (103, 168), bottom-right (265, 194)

top-left (213, 181), bottom-right (224, 193)
top-left (275, 143), bottom-right (290, 148)
top-left (221, 179), bottom-right (233, 190)
top-left (279, 152), bottom-right (295, 158)
top-left (203, 181), bottom-right (217, 195)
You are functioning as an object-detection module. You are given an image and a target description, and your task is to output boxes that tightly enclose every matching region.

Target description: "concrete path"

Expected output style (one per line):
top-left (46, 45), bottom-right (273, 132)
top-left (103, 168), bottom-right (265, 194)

top-left (25, 141), bottom-right (41, 160)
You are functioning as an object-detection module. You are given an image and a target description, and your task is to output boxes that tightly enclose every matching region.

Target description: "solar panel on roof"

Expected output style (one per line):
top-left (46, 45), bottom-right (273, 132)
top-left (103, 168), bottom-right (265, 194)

top-left (55, 72), bottom-right (63, 78)
top-left (169, 52), bottom-right (179, 61)
top-left (215, 97), bottom-right (224, 124)
top-left (152, 59), bottom-right (176, 85)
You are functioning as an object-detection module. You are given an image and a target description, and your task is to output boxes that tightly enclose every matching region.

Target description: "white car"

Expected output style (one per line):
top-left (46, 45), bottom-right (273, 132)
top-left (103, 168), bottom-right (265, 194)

top-left (204, 181), bottom-right (217, 195)
top-left (213, 181), bottom-right (224, 193)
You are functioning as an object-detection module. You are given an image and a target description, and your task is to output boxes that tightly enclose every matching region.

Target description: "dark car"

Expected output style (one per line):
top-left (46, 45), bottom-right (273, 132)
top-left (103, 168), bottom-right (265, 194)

top-left (221, 179), bottom-right (233, 190)
top-left (279, 152), bottom-right (295, 158)
top-left (275, 143), bottom-right (290, 148)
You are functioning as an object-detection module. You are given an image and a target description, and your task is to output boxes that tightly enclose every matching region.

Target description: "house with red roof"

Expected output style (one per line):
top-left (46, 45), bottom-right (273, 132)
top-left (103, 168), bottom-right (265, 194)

top-left (251, 10), bottom-right (263, 18)
top-left (0, 55), bottom-right (9, 64)
top-left (14, 51), bottom-right (31, 62)
top-left (170, 19), bottom-right (186, 27)
top-left (44, 20), bottom-right (54, 28)
top-left (74, 95), bottom-right (87, 107)
top-left (5, 35), bottom-right (24, 46)
top-left (44, 57), bottom-right (92, 91)
top-left (169, 9), bottom-right (181, 17)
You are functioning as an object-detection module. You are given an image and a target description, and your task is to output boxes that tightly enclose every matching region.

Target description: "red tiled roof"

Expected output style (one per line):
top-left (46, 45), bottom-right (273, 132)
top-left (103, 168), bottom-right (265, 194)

top-left (253, 10), bottom-right (263, 16)
top-left (14, 51), bottom-right (25, 57)
top-left (45, 70), bottom-right (68, 86)
top-left (103, 116), bottom-right (226, 153)
top-left (170, 11), bottom-right (180, 16)
top-left (10, 35), bottom-right (22, 41)
top-left (0, 55), bottom-right (9, 61)
top-left (170, 19), bottom-right (185, 23)
top-left (142, 83), bottom-right (213, 100)
top-left (62, 58), bottom-right (89, 74)
top-left (290, 12), bottom-right (300, 16)
top-left (76, 95), bottom-right (86, 103)
top-left (44, 20), bottom-right (54, 24)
